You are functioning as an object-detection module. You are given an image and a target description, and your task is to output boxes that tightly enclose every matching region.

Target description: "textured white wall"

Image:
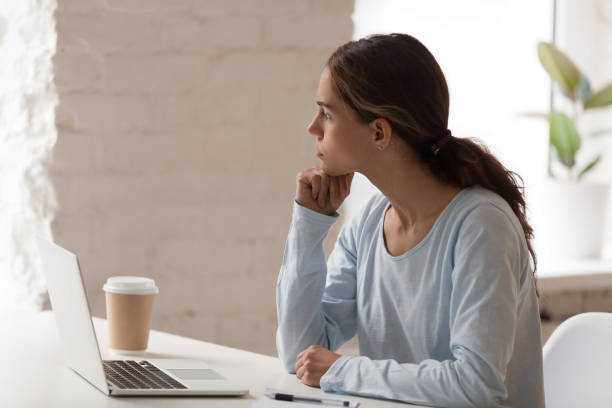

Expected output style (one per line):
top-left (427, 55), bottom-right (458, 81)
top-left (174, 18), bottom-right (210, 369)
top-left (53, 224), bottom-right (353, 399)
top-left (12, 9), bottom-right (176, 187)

top-left (52, 0), bottom-right (353, 355)
top-left (0, 0), bottom-right (58, 311)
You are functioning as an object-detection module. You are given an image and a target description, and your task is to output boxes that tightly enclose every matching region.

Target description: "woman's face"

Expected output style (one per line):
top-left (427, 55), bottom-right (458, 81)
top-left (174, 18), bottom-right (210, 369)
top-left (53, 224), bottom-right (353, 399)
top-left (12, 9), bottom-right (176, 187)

top-left (306, 66), bottom-right (374, 176)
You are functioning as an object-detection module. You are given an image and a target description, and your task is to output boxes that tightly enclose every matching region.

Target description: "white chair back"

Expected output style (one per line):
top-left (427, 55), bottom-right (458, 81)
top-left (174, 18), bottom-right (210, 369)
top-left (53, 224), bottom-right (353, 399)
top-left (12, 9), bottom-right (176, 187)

top-left (543, 312), bottom-right (612, 408)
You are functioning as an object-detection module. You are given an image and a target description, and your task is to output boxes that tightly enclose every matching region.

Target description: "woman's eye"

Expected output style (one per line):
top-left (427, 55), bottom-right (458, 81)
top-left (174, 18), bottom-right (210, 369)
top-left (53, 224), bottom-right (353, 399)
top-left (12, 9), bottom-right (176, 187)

top-left (319, 110), bottom-right (330, 120)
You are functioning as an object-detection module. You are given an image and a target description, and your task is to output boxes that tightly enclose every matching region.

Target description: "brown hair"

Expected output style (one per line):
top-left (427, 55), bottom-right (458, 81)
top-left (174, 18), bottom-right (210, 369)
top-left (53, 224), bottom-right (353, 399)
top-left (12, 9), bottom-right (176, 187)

top-left (327, 33), bottom-right (538, 293)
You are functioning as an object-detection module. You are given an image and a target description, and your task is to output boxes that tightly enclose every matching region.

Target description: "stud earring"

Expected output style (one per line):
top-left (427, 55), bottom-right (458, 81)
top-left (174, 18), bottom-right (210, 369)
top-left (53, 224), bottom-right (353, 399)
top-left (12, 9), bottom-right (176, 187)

top-left (377, 146), bottom-right (383, 151)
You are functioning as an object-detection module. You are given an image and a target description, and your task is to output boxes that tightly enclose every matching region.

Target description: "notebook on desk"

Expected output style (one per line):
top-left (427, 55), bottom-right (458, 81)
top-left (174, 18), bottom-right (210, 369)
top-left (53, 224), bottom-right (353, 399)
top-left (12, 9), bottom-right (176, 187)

top-left (37, 237), bottom-right (249, 397)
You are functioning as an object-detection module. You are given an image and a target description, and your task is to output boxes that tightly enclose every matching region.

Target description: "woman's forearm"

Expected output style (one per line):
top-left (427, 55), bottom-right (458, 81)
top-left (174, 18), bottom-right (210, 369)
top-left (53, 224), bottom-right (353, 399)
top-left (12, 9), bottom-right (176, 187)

top-left (276, 201), bottom-right (338, 372)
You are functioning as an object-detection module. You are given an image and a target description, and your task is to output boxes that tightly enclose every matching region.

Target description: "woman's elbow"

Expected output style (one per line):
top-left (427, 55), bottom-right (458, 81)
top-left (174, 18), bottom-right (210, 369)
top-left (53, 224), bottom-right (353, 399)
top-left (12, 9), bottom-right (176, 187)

top-left (458, 378), bottom-right (507, 408)
top-left (450, 352), bottom-right (508, 407)
top-left (276, 330), bottom-right (297, 373)
top-left (277, 348), bottom-right (297, 373)
top-left (281, 357), bottom-right (297, 374)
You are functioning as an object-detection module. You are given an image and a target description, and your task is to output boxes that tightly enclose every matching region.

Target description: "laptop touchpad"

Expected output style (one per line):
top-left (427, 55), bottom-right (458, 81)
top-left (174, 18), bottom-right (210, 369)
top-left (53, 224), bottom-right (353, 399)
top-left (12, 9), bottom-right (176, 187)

top-left (167, 369), bottom-right (226, 380)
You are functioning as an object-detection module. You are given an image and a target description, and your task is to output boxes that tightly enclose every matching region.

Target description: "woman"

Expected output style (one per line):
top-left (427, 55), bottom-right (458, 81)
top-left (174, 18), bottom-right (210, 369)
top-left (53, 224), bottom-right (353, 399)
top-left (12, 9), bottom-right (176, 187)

top-left (276, 33), bottom-right (544, 408)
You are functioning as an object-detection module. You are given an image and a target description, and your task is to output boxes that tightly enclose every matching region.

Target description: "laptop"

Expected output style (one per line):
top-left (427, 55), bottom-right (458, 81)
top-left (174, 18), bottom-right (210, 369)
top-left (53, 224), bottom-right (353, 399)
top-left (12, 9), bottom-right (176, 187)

top-left (37, 237), bottom-right (249, 397)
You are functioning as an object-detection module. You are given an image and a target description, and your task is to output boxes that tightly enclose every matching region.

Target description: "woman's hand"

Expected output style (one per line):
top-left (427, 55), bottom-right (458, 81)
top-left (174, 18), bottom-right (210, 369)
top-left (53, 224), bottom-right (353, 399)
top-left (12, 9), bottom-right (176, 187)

top-left (294, 345), bottom-right (342, 387)
top-left (295, 167), bottom-right (354, 216)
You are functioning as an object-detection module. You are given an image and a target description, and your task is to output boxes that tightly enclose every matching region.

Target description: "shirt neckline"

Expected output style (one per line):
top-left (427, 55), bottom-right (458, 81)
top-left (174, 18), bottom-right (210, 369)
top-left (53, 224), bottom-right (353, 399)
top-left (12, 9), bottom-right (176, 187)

top-left (379, 188), bottom-right (469, 261)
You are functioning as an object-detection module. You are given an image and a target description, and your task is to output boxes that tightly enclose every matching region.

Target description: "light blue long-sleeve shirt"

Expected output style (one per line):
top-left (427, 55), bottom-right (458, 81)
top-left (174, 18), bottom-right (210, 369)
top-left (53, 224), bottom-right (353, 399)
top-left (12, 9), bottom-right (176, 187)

top-left (276, 186), bottom-right (544, 408)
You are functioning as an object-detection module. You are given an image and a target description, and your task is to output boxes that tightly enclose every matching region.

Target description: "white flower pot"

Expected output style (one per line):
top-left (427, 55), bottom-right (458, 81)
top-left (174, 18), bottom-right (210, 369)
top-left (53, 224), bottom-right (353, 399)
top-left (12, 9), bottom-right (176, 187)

top-left (529, 180), bottom-right (610, 261)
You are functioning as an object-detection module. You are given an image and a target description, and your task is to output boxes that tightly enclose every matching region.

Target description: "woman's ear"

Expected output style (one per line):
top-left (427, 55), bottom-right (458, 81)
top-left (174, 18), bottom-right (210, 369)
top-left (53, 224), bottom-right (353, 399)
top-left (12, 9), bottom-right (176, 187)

top-left (369, 118), bottom-right (393, 148)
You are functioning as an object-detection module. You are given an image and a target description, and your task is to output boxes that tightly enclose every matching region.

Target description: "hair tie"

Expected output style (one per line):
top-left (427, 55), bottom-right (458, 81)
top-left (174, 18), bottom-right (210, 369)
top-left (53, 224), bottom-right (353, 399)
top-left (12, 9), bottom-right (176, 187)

top-left (432, 129), bottom-right (453, 155)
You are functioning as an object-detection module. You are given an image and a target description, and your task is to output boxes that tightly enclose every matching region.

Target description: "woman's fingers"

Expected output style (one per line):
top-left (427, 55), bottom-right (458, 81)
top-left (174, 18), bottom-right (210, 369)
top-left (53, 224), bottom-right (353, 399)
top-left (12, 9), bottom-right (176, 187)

top-left (311, 174), bottom-right (321, 201)
top-left (338, 175), bottom-right (347, 199)
top-left (296, 167), bottom-right (354, 213)
top-left (318, 173), bottom-right (329, 208)
top-left (294, 356), bottom-right (303, 373)
top-left (344, 177), bottom-right (350, 196)
top-left (296, 365), bottom-right (305, 380)
top-left (329, 177), bottom-right (339, 207)
top-left (337, 172), bottom-right (353, 201)
top-left (345, 172), bottom-right (354, 193)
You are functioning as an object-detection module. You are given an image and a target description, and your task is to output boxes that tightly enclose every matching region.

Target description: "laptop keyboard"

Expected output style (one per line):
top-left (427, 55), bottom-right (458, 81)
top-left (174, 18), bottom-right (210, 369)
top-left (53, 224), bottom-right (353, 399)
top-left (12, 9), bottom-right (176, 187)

top-left (103, 360), bottom-right (188, 390)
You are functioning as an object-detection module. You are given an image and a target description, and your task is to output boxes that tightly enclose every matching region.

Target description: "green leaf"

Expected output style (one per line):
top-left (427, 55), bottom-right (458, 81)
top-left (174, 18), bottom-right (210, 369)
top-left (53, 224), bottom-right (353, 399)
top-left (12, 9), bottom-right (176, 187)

top-left (584, 83), bottom-right (612, 109)
top-left (549, 111), bottom-right (581, 168)
top-left (537, 42), bottom-right (581, 98)
top-left (577, 154), bottom-right (602, 180)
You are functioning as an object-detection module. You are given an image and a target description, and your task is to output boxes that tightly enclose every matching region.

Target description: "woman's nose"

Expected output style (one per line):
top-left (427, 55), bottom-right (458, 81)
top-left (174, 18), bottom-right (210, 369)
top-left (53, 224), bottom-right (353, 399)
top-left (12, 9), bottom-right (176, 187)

top-left (306, 119), bottom-right (315, 135)
top-left (307, 117), bottom-right (321, 138)
top-left (306, 122), bottom-right (314, 135)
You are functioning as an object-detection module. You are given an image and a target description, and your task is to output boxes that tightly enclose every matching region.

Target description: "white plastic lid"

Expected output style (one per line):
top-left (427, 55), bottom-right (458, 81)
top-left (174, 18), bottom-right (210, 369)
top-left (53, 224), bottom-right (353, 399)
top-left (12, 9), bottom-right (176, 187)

top-left (103, 276), bottom-right (159, 295)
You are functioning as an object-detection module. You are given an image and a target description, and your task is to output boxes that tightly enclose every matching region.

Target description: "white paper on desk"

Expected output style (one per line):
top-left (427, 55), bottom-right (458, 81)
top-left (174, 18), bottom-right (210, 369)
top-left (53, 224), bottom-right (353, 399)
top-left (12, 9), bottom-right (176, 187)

top-left (253, 396), bottom-right (360, 408)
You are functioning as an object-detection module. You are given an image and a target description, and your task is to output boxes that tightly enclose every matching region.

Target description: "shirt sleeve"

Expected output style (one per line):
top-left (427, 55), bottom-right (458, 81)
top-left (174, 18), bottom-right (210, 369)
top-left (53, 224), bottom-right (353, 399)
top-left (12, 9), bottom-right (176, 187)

top-left (276, 200), bottom-right (359, 373)
top-left (320, 204), bottom-right (524, 408)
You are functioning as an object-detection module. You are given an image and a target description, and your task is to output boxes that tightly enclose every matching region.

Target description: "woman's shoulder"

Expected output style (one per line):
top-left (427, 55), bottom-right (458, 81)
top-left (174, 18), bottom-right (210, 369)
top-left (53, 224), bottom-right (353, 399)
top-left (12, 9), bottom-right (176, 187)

top-left (455, 186), bottom-right (516, 218)
top-left (450, 186), bottom-right (532, 277)
top-left (451, 185), bottom-right (525, 239)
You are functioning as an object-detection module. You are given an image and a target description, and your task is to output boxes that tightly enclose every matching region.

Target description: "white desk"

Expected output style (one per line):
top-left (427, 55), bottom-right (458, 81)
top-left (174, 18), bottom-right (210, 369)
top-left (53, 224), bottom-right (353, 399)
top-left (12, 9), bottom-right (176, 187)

top-left (1, 310), bottom-right (422, 408)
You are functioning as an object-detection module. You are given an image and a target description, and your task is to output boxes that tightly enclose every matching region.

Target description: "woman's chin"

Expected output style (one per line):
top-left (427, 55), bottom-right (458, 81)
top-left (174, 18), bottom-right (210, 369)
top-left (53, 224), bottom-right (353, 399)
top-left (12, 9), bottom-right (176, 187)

top-left (320, 163), bottom-right (347, 177)
top-left (319, 162), bottom-right (334, 175)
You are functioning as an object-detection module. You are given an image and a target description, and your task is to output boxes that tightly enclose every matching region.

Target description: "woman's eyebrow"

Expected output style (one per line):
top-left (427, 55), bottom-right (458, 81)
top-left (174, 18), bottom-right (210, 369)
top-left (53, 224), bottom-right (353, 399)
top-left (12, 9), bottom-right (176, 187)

top-left (316, 101), bottom-right (334, 110)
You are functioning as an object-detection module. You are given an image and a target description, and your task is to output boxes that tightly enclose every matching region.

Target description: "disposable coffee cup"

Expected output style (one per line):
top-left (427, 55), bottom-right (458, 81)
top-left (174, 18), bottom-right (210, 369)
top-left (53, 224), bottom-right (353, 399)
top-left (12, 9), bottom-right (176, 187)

top-left (103, 276), bottom-right (159, 354)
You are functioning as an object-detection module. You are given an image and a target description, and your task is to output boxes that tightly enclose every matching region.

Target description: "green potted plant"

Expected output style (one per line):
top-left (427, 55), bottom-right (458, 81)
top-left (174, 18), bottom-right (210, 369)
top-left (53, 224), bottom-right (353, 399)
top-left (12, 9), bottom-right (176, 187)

top-left (538, 41), bottom-right (612, 178)
top-left (530, 41), bottom-right (612, 260)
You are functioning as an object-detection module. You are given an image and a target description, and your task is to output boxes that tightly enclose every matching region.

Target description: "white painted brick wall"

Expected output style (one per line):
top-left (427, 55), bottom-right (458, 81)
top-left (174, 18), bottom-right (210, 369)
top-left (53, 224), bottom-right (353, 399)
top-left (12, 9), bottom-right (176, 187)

top-left (0, 0), bottom-right (58, 311)
top-left (52, 0), bottom-right (354, 355)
